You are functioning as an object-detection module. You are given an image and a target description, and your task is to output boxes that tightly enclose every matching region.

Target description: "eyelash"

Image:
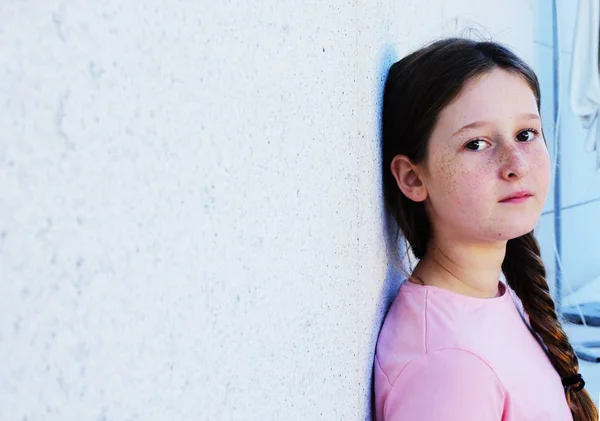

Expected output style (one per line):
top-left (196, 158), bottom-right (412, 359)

top-left (465, 128), bottom-right (540, 151)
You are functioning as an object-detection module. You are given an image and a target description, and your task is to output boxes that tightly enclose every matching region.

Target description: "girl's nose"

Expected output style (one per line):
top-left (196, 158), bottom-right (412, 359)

top-left (499, 144), bottom-right (529, 180)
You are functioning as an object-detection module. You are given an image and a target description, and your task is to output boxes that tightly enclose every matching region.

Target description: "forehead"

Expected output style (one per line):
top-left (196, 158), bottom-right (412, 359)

top-left (437, 68), bottom-right (538, 132)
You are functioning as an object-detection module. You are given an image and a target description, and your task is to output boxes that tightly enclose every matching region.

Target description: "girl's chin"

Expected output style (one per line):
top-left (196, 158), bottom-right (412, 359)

top-left (492, 224), bottom-right (538, 241)
top-left (489, 212), bottom-right (541, 239)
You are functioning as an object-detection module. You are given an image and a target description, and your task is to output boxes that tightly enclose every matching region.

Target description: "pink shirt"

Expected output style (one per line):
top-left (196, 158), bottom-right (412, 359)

top-left (374, 280), bottom-right (573, 421)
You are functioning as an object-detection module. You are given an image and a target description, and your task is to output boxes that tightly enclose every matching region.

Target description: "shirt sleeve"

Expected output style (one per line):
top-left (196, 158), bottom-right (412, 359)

top-left (383, 349), bottom-right (506, 421)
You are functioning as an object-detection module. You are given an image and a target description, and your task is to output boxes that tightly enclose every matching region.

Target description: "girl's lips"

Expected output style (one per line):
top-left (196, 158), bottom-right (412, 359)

top-left (499, 192), bottom-right (533, 203)
top-left (500, 195), bottom-right (532, 204)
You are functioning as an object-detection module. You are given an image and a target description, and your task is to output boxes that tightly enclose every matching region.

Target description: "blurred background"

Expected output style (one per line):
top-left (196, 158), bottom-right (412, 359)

top-left (533, 0), bottom-right (600, 408)
top-left (0, 0), bottom-right (598, 420)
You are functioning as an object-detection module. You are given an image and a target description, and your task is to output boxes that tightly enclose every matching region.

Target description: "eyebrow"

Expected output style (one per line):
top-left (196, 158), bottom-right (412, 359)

top-left (452, 113), bottom-right (541, 136)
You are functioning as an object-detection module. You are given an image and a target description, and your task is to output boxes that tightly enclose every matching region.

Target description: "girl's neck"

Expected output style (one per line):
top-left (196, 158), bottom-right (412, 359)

top-left (411, 239), bottom-right (507, 299)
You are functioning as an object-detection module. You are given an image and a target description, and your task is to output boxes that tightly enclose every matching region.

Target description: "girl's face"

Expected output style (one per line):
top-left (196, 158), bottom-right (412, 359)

top-left (420, 68), bottom-right (551, 243)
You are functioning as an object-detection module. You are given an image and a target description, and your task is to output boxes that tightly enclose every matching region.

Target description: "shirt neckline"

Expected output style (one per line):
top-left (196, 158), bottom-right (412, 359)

top-left (401, 279), bottom-right (510, 303)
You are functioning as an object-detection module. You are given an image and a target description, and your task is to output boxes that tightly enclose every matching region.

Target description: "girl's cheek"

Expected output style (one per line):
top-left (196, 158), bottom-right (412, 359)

top-left (529, 145), bottom-right (551, 181)
top-left (434, 151), bottom-right (460, 195)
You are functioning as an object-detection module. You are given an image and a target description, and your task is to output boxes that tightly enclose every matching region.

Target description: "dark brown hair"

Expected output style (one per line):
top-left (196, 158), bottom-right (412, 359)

top-left (382, 37), bottom-right (598, 420)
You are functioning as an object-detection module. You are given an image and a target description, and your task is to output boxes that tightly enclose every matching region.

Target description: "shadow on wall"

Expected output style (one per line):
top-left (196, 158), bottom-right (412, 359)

top-left (365, 43), bottom-right (406, 421)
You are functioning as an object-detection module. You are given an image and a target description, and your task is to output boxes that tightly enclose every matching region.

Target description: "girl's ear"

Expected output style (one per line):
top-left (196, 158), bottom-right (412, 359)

top-left (390, 155), bottom-right (428, 202)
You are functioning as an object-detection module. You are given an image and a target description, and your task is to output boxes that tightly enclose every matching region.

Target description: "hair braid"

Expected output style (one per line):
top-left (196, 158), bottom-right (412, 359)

top-left (503, 231), bottom-right (598, 421)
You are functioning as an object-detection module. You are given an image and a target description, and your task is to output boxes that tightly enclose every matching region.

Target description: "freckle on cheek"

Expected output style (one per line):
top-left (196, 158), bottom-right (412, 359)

top-left (437, 153), bottom-right (458, 195)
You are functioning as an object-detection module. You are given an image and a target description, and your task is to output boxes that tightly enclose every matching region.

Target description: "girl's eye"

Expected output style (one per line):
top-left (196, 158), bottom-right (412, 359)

top-left (516, 129), bottom-right (538, 142)
top-left (465, 139), bottom-right (489, 151)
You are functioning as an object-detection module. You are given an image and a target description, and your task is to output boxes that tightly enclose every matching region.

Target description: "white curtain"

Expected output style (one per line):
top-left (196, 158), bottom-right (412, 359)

top-left (570, 0), bottom-right (600, 170)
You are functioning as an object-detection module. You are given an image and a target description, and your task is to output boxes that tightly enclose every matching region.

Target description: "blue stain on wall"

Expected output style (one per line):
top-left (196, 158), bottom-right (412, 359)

top-left (369, 43), bottom-right (402, 421)
top-left (378, 44), bottom-right (399, 263)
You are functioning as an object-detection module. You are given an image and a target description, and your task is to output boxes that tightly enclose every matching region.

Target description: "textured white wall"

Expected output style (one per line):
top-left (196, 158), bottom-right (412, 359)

top-left (0, 1), bottom-right (535, 420)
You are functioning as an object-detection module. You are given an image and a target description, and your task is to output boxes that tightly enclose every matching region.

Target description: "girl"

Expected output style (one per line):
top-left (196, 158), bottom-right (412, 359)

top-left (375, 38), bottom-right (599, 421)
